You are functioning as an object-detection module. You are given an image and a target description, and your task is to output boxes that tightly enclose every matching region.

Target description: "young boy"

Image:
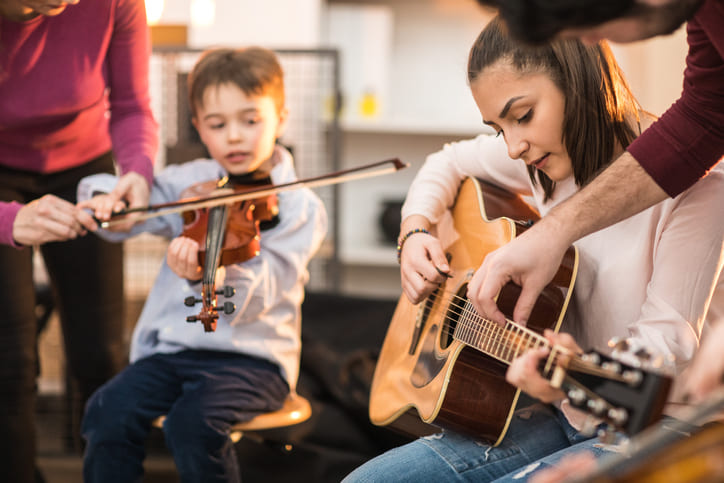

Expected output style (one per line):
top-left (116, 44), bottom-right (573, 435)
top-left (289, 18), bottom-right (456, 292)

top-left (77, 47), bottom-right (328, 482)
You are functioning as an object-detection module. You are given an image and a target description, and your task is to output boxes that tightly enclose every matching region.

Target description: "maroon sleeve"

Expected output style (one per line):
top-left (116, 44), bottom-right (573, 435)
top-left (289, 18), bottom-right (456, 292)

top-left (107, 0), bottom-right (159, 186)
top-left (627, 0), bottom-right (724, 197)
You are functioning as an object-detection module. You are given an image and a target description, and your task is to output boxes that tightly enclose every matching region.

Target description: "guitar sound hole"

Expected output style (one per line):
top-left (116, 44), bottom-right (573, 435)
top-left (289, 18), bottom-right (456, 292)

top-left (440, 283), bottom-right (468, 349)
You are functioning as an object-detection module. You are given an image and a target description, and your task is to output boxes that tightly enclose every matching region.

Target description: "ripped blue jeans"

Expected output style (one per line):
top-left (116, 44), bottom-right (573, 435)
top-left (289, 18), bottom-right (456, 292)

top-left (344, 401), bottom-right (620, 482)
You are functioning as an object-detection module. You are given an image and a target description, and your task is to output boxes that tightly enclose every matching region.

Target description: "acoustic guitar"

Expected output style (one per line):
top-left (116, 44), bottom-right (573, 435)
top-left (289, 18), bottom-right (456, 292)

top-left (369, 177), bottom-right (671, 446)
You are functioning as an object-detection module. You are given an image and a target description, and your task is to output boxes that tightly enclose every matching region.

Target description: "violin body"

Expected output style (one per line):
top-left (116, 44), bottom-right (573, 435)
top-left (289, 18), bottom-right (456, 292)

top-left (180, 178), bottom-right (278, 267)
top-left (180, 176), bottom-right (278, 332)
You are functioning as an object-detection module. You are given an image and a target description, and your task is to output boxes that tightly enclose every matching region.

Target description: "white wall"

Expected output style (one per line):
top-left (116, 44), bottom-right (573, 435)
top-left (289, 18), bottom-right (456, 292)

top-left (610, 25), bottom-right (688, 117)
top-left (155, 0), bottom-right (322, 47)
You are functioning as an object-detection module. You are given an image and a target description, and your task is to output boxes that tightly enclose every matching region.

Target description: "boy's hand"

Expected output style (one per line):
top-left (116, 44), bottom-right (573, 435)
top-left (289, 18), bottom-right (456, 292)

top-left (13, 194), bottom-right (97, 245)
top-left (77, 193), bottom-right (129, 232)
top-left (167, 236), bottom-right (203, 281)
top-left (506, 329), bottom-right (581, 403)
top-left (78, 172), bottom-right (150, 232)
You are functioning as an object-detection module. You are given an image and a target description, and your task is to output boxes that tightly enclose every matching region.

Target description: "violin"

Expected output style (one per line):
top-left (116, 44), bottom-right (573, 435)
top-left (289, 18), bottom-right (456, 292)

top-left (180, 173), bottom-right (279, 332)
top-left (100, 158), bottom-right (408, 332)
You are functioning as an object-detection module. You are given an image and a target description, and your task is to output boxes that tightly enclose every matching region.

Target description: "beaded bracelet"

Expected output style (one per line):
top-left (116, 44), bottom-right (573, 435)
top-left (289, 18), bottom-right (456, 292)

top-left (396, 228), bottom-right (430, 264)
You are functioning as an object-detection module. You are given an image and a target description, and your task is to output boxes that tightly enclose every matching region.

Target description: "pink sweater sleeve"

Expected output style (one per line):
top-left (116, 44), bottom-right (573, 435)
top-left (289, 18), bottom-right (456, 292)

top-left (107, 0), bottom-right (158, 186)
top-left (0, 202), bottom-right (24, 247)
top-left (627, 0), bottom-right (724, 197)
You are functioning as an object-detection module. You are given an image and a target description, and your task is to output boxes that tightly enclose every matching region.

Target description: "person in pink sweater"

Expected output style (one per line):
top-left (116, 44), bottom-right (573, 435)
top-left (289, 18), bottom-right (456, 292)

top-left (0, 1), bottom-right (157, 481)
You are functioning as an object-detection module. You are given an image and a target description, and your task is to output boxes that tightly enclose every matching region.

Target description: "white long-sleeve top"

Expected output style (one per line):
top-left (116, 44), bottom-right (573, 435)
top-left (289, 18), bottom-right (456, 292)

top-left (402, 134), bottom-right (724, 415)
top-left (78, 147), bottom-right (328, 390)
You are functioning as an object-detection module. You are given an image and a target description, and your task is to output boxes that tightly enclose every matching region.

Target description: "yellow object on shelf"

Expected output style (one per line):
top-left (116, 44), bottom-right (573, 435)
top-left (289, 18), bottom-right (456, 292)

top-left (150, 24), bottom-right (188, 47)
top-left (358, 91), bottom-right (379, 118)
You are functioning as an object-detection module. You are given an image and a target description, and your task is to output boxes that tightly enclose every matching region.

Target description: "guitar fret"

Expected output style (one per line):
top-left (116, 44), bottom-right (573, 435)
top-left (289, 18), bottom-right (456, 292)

top-left (461, 304), bottom-right (471, 344)
top-left (500, 323), bottom-right (508, 362)
top-left (459, 302), bottom-right (471, 345)
top-left (472, 305), bottom-right (482, 349)
top-left (506, 324), bottom-right (518, 362)
top-left (511, 325), bottom-right (521, 362)
top-left (487, 321), bottom-right (495, 357)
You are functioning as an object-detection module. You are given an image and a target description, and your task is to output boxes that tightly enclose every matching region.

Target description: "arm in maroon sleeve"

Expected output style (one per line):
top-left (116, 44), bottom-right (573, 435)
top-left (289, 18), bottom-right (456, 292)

top-left (628, 0), bottom-right (724, 197)
top-left (107, 0), bottom-right (159, 187)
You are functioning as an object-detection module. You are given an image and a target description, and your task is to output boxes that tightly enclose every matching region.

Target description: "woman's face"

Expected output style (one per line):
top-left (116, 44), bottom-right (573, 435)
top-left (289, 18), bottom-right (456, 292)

top-left (470, 60), bottom-right (573, 182)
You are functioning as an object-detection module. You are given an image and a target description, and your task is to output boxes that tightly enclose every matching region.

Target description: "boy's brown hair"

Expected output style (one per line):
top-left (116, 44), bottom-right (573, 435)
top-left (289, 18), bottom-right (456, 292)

top-left (188, 47), bottom-right (285, 117)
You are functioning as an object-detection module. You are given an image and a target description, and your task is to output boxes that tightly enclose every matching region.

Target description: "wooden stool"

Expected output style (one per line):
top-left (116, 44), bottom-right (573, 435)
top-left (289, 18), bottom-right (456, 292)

top-left (152, 393), bottom-right (312, 443)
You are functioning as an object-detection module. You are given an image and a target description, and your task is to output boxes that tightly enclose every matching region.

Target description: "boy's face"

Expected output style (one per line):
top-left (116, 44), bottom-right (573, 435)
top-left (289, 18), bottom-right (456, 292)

top-left (192, 83), bottom-right (287, 175)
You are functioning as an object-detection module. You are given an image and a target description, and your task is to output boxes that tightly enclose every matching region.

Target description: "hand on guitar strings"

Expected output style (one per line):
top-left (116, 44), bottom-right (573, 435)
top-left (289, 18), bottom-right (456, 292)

top-left (399, 216), bottom-right (452, 305)
top-left (467, 221), bottom-right (570, 326)
top-left (506, 329), bottom-right (581, 403)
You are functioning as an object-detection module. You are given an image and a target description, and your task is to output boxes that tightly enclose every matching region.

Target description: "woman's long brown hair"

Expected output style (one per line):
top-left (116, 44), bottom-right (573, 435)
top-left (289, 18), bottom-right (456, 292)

top-left (468, 17), bottom-right (641, 201)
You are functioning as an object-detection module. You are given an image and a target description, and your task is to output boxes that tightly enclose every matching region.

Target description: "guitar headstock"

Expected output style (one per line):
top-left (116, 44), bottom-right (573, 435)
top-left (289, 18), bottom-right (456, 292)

top-left (554, 348), bottom-right (672, 436)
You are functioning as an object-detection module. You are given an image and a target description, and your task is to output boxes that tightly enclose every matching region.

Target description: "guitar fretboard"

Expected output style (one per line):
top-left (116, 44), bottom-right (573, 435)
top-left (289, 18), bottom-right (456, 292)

top-left (453, 299), bottom-right (554, 367)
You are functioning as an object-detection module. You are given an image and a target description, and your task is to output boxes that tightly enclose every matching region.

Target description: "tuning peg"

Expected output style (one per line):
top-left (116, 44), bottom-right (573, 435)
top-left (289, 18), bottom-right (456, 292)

top-left (586, 398), bottom-right (608, 416)
top-left (581, 352), bottom-right (601, 365)
top-left (606, 407), bottom-right (628, 428)
top-left (184, 296), bottom-right (201, 307)
top-left (216, 286), bottom-right (235, 298)
top-left (601, 361), bottom-right (622, 374)
top-left (622, 369), bottom-right (643, 386)
top-left (223, 301), bottom-right (235, 314)
top-left (567, 387), bottom-right (587, 406)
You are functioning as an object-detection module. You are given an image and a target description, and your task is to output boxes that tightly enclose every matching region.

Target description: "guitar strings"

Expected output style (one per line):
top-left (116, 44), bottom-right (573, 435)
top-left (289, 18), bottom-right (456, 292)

top-left (417, 287), bottom-right (571, 367)
top-left (418, 288), bottom-right (618, 378)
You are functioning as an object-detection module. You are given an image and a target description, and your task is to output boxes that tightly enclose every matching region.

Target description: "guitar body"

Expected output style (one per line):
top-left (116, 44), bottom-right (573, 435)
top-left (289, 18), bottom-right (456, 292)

top-left (369, 178), bottom-right (578, 445)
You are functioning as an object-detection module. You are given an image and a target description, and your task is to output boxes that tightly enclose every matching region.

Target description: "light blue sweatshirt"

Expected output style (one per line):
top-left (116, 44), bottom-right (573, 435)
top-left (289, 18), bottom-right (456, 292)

top-left (77, 147), bottom-right (328, 389)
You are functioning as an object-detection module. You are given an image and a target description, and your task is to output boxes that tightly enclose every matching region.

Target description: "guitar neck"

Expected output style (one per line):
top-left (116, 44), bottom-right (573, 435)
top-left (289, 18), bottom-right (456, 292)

top-left (452, 299), bottom-right (624, 382)
top-left (453, 299), bottom-right (559, 367)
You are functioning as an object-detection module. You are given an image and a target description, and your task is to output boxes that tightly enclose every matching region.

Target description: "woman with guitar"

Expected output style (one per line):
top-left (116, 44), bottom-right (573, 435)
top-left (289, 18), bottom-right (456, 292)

top-left (76, 47), bottom-right (328, 482)
top-left (345, 16), bottom-right (724, 483)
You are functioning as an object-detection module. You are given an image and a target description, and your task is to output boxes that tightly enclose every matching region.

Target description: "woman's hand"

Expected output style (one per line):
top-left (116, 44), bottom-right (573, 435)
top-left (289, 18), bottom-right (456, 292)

top-left (166, 236), bottom-right (202, 281)
top-left (12, 194), bottom-right (97, 246)
top-left (506, 329), bottom-right (582, 403)
top-left (399, 215), bottom-right (451, 304)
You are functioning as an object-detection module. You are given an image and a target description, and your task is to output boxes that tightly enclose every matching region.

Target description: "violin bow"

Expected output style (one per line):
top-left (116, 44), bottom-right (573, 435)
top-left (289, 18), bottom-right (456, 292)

top-left (99, 158), bottom-right (408, 228)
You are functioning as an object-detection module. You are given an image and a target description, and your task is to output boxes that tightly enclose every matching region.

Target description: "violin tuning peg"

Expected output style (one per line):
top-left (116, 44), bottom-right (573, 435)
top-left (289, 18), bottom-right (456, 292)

top-left (215, 286), bottom-right (235, 297)
top-left (186, 315), bottom-right (198, 323)
top-left (184, 296), bottom-right (200, 307)
top-left (223, 302), bottom-right (235, 315)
